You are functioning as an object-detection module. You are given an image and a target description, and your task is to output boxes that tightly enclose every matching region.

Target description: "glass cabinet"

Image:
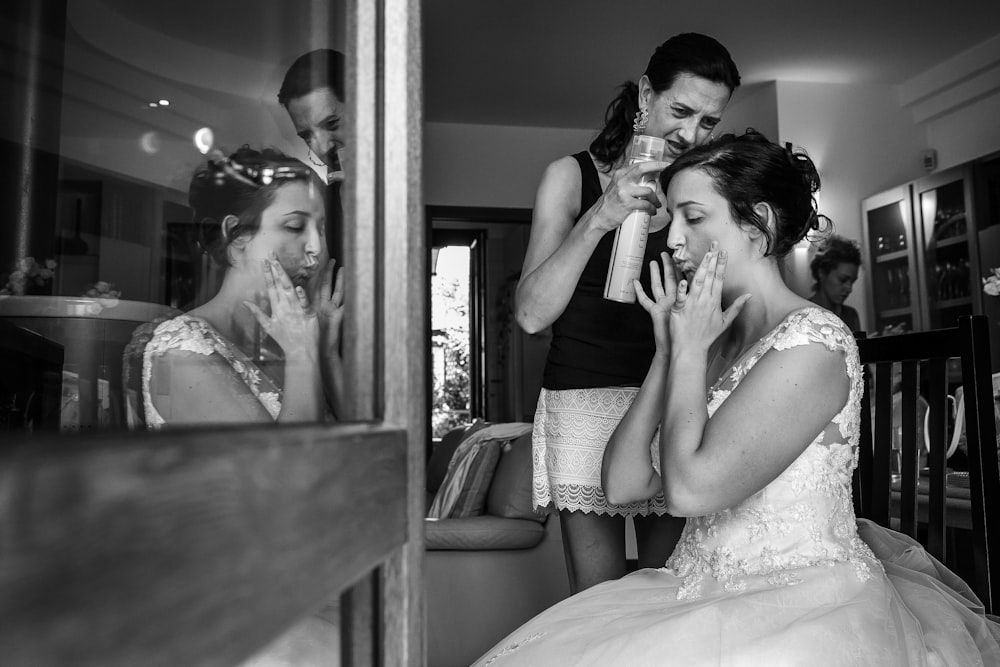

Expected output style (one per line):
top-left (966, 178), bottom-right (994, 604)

top-left (913, 166), bottom-right (981, 330)
top-left (861, 185), bottom-right (922, 334)
top-left (862, 164), bottom-right (987, 336)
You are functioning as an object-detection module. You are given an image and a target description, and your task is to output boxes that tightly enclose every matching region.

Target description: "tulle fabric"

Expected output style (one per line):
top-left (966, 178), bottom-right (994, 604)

top-left (475, 310), bottom-right (1000, 666)
top-left (474, 521), bottom-right (1000, 666)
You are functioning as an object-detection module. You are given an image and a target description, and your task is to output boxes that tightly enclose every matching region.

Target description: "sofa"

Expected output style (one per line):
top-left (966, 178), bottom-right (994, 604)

top-left (424, 422), bottom-right (570, 667)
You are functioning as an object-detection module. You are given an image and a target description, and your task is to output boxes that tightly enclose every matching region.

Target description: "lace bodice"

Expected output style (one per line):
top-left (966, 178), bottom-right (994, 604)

top-left (142, 315), bottom-right (282, 428)
top-left (664, 307), bottom-right (876, 599)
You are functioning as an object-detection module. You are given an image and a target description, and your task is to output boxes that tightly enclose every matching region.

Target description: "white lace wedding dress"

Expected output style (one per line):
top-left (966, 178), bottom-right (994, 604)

top-left (142, 315), bottom-right (282, 427)
top-left (475, 308), bottom-right (1000, 666)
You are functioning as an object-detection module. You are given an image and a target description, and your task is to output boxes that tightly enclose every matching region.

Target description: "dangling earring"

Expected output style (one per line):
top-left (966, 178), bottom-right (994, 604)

top-left (633, 107), bottom-right (649, 135)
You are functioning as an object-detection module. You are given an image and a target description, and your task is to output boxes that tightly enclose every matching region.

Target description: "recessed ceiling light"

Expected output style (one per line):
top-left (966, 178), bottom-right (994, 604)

top-left (158, 99), bottom-right (170, 106)
top-left (148, 101), bottom-right (158, 108)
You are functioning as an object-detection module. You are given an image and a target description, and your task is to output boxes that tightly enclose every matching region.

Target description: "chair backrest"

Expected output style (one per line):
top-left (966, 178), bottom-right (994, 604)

top-left (854, 315), bottom-right (1000, 612)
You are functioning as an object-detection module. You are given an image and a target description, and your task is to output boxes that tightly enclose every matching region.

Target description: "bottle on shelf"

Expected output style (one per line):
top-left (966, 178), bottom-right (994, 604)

top-left (886, 267), bottom-right (898, 308)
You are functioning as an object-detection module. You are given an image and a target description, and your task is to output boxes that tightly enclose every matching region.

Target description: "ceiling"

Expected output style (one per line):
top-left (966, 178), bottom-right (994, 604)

top-left (44, 0), bottom-right (1000, 183)
top-left (422, 0), bottom-right (1000, 128)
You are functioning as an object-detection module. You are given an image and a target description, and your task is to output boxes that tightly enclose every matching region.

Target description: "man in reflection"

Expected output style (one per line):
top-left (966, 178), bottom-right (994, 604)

top-left (278, 49), bottom-right (346, 261)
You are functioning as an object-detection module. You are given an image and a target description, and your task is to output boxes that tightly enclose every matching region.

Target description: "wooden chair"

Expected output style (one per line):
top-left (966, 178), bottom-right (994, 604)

top-left (854, 315), bottom-right (1000, 613)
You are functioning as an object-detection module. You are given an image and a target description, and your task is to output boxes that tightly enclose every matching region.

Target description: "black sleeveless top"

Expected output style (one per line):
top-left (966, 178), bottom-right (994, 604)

top-left (542, 151), bottom-right (668, 390)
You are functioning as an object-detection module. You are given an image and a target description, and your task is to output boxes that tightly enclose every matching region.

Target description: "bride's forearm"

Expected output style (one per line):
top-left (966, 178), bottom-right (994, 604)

top-left (278, 351), bottom-right (324, 423)
top-left (660, 351), bottom-right (710, 510)
top-left (602, 353), bottom-right (668, 505)
top-left (321, 352), bottom-right (345, 420)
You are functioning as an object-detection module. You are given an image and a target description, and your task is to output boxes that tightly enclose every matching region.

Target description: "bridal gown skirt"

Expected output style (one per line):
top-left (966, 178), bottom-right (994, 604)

top-left (474, 520), bottom-right (1000, 667)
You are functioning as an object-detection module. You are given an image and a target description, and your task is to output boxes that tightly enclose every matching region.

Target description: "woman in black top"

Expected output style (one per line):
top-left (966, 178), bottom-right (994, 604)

top-left (515, 33), bottom-right (740, 593)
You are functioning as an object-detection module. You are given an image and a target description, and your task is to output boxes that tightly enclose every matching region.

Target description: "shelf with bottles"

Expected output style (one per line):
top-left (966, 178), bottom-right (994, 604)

top-left (874, 249), bottom-right (909, 264)
top-left (873, 262), bottom-right (912, 312)
top-left (936, 296), bottom-right (973, 309)
top-left (935, 235), bottom-right (969, 250)
top-left (880, 306), bottom-right (914, 319)
top-left (928, 255), bottom-right (974, 303)
top-left (926, 206), bottom-right (968, 245)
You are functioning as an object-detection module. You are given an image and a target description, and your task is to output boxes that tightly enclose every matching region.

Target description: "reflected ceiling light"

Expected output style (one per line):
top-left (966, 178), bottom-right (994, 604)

top-left (140, 131), bottom-right (161, 155)
top-left (148, 101), bottom-right (158, 108)
top-left (194, 127), bottom-right (214, 155)
top-left (158, 99), bottom-right (170, 106)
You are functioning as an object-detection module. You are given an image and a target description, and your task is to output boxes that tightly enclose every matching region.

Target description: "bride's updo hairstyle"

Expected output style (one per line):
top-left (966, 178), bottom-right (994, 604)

top-left (189, 146), bottom-right (316, 267)
top-left (660, 129), bottom-right (829, 258)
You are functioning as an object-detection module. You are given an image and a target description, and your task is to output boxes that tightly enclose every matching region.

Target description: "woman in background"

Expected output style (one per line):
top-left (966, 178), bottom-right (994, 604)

top-left (809, 234), bottom-right (863, 332)
top-left (515, 32), bottom-right (741, 593)
top-left (476, 130), bottom-right (1000, 665)
top-left (143, 146), bottom-right (344, 427)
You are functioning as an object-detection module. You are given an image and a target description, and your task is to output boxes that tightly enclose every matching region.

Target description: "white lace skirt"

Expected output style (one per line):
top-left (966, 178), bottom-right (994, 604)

top-left (532, 387), bottom-right (668, 517)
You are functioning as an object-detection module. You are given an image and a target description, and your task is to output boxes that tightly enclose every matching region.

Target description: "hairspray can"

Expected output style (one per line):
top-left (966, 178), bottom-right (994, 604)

top-left (603, 134), bottom-right (666, 303)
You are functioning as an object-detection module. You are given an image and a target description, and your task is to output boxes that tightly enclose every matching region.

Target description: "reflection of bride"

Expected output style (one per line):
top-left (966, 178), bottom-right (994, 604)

top-left (143, 146), bottom-right (344, 428)
top-left (476, 131), bottom-right (1000, 666)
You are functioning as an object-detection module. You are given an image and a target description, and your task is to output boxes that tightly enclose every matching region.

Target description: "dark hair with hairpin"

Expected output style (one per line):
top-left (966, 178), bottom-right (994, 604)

top-left (189, 146), bottom-right (318, 267)
top-left (589, 33), bottom-right (740, 170)
top-left (660, 129), bottom-right (830, 258)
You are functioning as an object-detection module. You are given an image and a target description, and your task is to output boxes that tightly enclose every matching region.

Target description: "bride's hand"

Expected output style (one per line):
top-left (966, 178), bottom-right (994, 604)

top-left (244, 254), bottom-right (320, 360)
top-left (633, 251), bottom-right (678, 354)
top-left (669, 242), bottom-right (751, 354)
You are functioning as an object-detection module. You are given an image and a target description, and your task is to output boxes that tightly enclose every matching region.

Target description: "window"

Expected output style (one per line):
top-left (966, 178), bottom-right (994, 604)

top-left (0, 0), bottom-right (348, 436)
top-left (1, 1), bottom-right (426, 664)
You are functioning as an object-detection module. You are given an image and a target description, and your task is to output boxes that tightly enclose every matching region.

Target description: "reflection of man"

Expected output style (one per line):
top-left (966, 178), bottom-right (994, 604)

top-left (278, 49), bottom-right (345, 259)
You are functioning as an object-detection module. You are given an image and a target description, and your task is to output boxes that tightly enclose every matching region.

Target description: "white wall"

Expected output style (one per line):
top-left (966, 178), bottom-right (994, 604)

top-left (423, 122), bottom-right (597, 208)
top-left (773, 81), bottom-right (929, 329)
top-left (718, 81), bottom-right (779, 141)
top-left (925, 89), bottom-right (1000, 171)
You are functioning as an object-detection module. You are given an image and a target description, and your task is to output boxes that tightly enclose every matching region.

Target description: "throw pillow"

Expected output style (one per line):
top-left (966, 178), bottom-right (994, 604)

top-left (426, 419), bottom-right (489, 494)
top-left (486, 432), bottom-right (544, 522)
top-left (446, 440), bottom-right (503, 518)
top-left (426, 438), bottom-right (503, 519)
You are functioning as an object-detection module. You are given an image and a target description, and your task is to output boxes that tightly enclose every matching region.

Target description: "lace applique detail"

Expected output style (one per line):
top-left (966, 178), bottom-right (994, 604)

top-left (479, 632), bottom-right (547, 666)
top-left (258, 392), bottom-right (281, 417)
top-left (665, 308), bottom-right (872, 600)
top-left (142, 315), bottom-right (282, 426)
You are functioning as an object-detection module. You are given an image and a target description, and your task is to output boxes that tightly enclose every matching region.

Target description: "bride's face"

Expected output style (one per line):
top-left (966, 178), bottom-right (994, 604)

top-left (665, 168), bottom-right (745, 283)
top-left (242, 180), bottom-right (327, 289)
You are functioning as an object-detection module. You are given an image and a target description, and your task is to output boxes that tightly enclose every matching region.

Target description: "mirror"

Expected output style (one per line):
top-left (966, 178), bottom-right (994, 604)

top-left (0, 0), bottom-right (351, 436)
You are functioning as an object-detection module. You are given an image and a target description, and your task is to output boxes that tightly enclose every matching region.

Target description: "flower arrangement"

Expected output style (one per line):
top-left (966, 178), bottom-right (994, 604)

top-left (82, 280), bottom-right (121, 300)
top-left (984, 267), bottom-right (1000, 298)
top-left (0, 257), bottom-right (57, 296)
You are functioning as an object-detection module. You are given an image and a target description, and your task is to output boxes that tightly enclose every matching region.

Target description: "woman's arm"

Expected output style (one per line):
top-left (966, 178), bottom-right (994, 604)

top-left (514, 156), bottom-right (667, 334)
top-left (658, 249), bottom-right (845, 516)
top-left (602, 253), bottom-right (678, 504)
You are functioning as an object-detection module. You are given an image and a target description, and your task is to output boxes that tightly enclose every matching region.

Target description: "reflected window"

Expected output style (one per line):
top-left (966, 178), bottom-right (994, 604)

top-left (0, 0), bottom-right (346, 436)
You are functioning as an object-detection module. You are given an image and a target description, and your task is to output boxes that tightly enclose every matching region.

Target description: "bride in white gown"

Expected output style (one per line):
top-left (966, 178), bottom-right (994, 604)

top-left (143, 146), bottom-right (344, 428)
top-left (475, 130), bottom-right (1000, 666)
